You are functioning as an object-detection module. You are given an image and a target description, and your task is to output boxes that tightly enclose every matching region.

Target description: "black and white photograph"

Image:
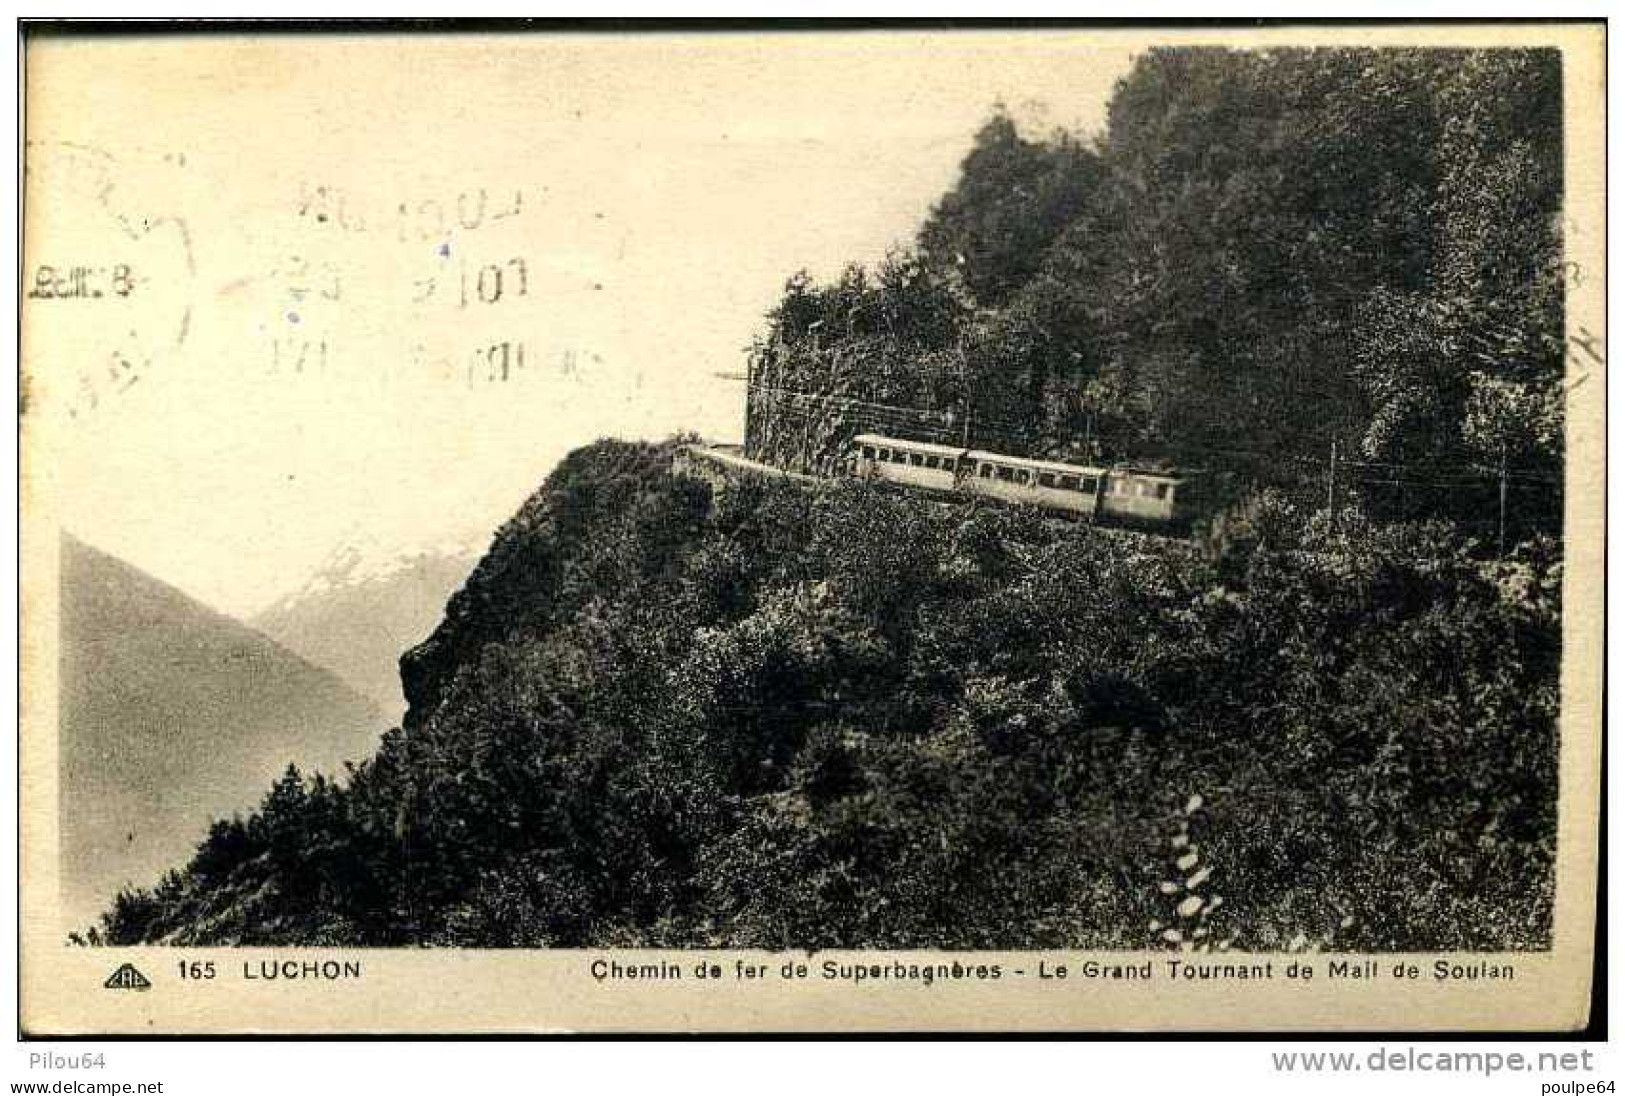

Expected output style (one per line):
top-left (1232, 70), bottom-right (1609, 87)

top-left (18, 21), bottom-right (1605, 1038)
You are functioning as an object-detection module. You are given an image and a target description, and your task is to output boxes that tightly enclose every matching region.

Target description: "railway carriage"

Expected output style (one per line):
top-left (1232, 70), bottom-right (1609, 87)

top-left (850, 436), bottom-right (967, 493)
top-left (851, 433), bottom-right (1198, 528)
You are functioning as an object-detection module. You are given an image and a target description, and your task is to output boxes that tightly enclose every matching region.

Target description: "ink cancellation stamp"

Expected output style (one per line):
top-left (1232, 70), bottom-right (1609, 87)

top-left (23, 139), bottom-right (197, 426)
top-left (18, 22), bottom-right (1606, 1036)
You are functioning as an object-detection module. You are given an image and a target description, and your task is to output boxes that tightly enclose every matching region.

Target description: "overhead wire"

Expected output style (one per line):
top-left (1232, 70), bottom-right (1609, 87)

top-left (745, 383), bottom-right (1564, 492)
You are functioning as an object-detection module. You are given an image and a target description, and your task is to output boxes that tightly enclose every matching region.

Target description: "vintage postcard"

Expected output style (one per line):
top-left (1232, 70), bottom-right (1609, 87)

top-left (19, 22), bottom-right (1605, 1034)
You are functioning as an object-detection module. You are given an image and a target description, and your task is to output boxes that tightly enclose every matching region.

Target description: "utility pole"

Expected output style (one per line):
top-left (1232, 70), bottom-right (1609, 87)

top-left (958, 336), bottom-right (973, 449)
top-left (1326, 437), bottom-right (1338, 516)
top-left (740, 354), bottom-right (755, 457)
top-left (1498, 440), bottom-right (1509, 558)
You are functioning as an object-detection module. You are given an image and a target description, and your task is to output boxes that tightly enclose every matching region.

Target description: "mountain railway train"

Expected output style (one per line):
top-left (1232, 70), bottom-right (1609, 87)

top-left (850, 433), bottom-right (1200, 527)
top-left (675, 435), bottom-right (1202, 529)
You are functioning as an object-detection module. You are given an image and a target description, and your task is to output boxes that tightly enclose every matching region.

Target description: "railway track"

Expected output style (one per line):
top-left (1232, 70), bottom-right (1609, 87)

top-left (672, 442), bottom-right (1192, 549)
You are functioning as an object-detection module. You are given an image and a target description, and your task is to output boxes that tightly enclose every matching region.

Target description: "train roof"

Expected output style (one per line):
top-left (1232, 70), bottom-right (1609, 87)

top-left (1115, 467), bottom-right (1190, 482)
top-left (971, 451), bottom-right (1189, 483)
top-left (966, 450), bottom-right (1107, 478)
top-left (852, 434), bottom-right (969, 460)
top-left (855, 434), bottom-right (1189, 482)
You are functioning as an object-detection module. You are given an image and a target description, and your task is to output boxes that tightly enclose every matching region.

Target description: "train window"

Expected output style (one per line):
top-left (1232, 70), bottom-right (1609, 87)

top-left (861, 446), bottom-right (875, 460)
top-left (1079, 477), bottom-right (1097, 493)
top-left (1156, 483), bottom-right (1170, 500)
top-left (1038, 472), bottom-right (1056, 488)
top-left (977, 464), bottom-right (991, 479)
top-left (996, 466), bottom-right (1014, 482)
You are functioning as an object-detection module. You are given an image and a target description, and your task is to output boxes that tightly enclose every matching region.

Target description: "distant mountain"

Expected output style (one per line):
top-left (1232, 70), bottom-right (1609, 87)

top-left (249, 540), bottom-right (481, 721)
top-left (58, 534), bottom-right (386, 933)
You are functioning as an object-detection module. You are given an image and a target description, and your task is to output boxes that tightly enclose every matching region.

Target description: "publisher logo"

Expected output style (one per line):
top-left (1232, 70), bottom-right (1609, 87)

top-left (103, 963), bottom-right (152, 991)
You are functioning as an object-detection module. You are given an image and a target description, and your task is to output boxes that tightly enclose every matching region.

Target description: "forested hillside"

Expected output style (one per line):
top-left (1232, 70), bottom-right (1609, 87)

top-left (86, 440), bottom-right (1558, 949)
top-left (746, 47), bottom-right (1563, 545)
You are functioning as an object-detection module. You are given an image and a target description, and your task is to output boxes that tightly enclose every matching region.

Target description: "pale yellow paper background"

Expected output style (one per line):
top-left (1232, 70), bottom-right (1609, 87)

top-left (20, 23), bottom-right (1605, 1034)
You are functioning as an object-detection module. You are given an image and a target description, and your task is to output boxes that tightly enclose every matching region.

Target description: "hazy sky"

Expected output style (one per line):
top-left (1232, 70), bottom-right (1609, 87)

top-left (26, 32), bottom-right (1136, 616)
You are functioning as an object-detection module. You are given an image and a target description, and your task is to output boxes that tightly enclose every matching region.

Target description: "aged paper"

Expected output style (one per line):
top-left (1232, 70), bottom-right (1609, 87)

top-left (20, 23), bottom-right (1604, 1034)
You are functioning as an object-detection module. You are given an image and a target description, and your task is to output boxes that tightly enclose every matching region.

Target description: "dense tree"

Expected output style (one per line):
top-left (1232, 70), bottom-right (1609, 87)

top-left (748, 47), bottom-right (1564, 539)
top-left (917, 109), bottom-right (1106, 308)
top-left (88, 441), bottom-right (1557, 951)
top-left (746, 256), bottom-right (970, 474)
